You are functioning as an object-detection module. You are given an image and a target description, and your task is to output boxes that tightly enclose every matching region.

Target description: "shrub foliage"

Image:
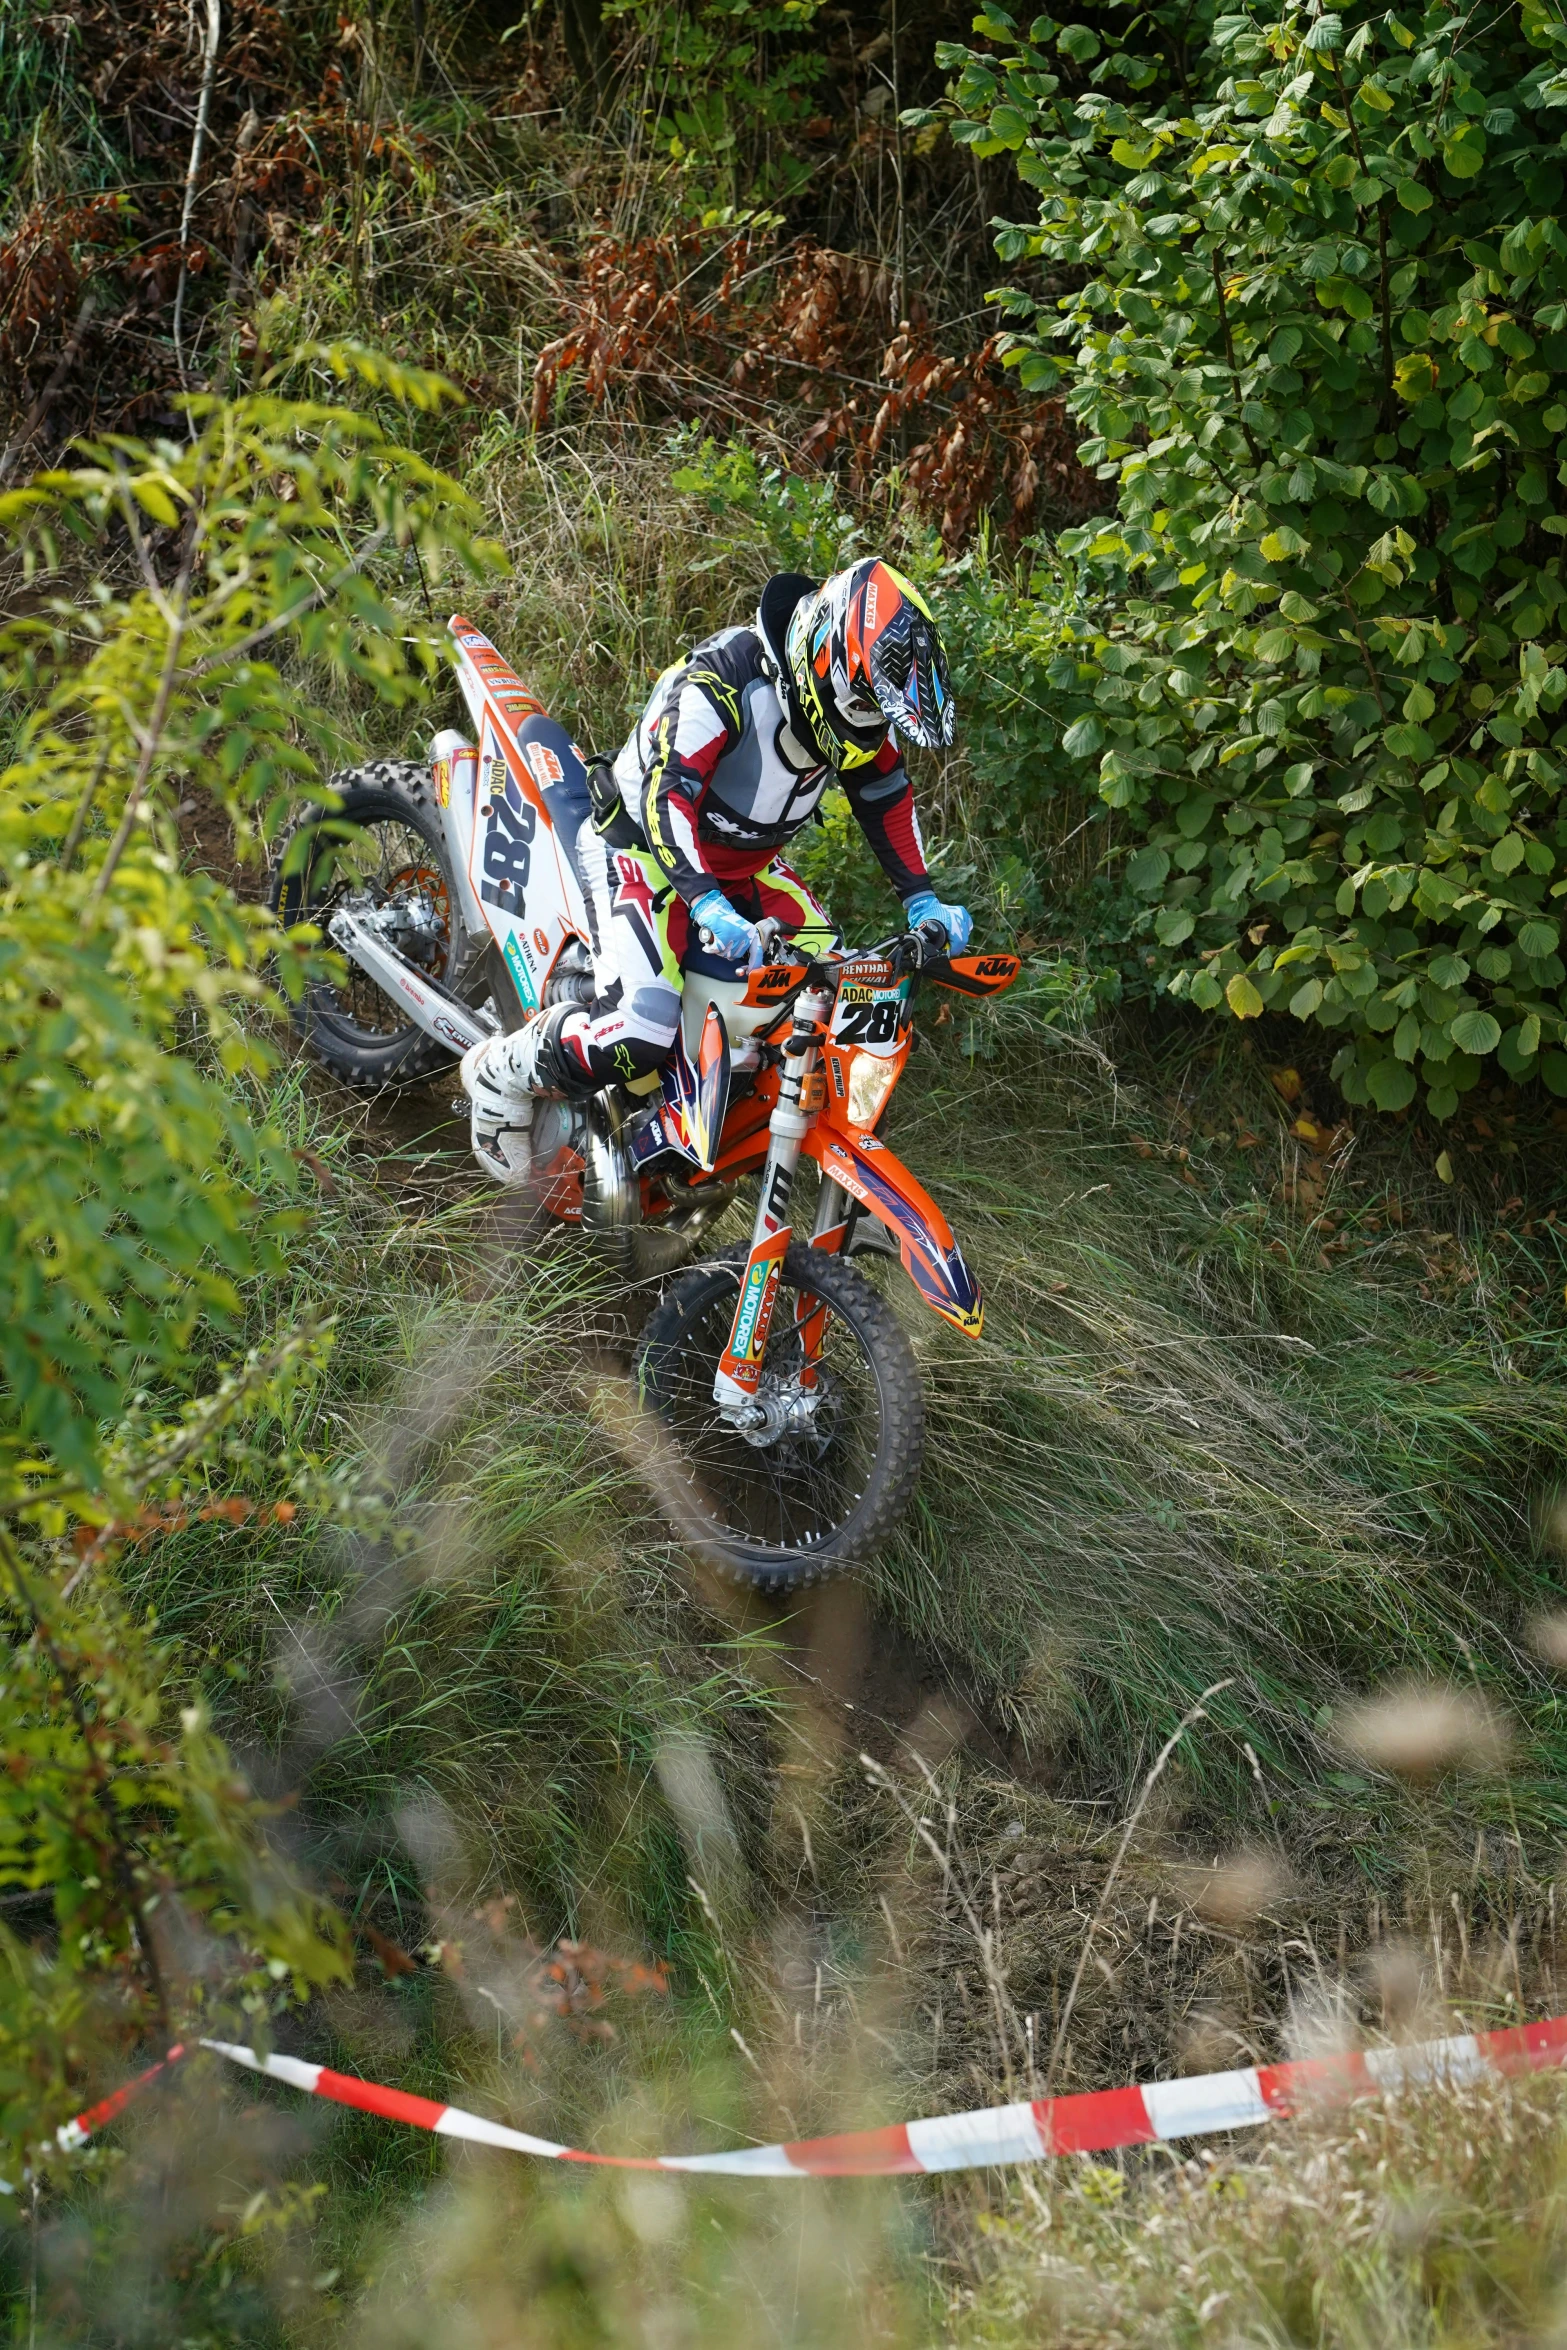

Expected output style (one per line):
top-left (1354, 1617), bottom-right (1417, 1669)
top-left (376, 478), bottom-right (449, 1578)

top-left (0, 348), bottom-right (496, 2171)
top-left (927, 0), bottom-right (1567, 1114)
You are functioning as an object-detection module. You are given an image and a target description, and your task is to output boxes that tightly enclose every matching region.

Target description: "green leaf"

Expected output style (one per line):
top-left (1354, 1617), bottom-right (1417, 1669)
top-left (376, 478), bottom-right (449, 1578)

top-left (1226, 972), bottom-right (1265, 1019)
top-left (1155, 906), bottom-right (1195, 945)
top-left (1444, 130), bottom-right (1486, 179)
top-left (1260, 527), bottom-right (1309, 560)
top-left (1368, 1059), bottom-right (1417, 1110)
top-left (132, 479), bottom-right (183, 527)
top-left (1056, 22), bottom-right (1100, 59)
top-left (1396, 178), bottom-right (1433, 212)
top-left (989, 103), bottom-right (1031, 143)
top-left (1290, 978), bottom-right (1325, 1018)
top-left (1491, 832), bottom-right (1527, 873)
top-left (1063, 715), bottom-right (1104, 757)
top-left (1126, 845), bottom-right (1171, 894)
top-left (1448, 1009), bottom-right (1501, 1056)
top-left (1518, 918), bottom-right (1559, 958)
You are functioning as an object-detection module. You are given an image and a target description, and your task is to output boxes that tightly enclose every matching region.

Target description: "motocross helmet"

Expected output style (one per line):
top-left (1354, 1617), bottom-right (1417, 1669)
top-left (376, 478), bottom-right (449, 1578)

top-left (780, 558), bottom-right (957, 770)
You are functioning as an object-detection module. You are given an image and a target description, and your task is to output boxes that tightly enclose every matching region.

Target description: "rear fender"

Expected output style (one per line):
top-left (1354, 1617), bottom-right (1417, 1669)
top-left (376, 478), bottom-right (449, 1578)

top-left (445, 615), bottom-right (591, 1005)
top-left (806, 1130), bottom-right (983, 1338)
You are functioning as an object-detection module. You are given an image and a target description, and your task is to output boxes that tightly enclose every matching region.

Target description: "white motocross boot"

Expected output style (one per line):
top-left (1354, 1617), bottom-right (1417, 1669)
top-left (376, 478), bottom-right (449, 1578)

top-left (459, 1009), bottom-right (570, 1187)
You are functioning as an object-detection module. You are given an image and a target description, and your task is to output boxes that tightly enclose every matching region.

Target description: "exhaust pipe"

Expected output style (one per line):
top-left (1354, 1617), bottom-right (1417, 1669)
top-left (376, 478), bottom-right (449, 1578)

top-left (329, 906), bottom-right (498, 1056)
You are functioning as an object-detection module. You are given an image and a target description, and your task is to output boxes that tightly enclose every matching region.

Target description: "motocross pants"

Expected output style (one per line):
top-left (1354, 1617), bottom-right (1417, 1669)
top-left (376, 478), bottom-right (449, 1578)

top-left (555, 830), bottom-right (836, 1094)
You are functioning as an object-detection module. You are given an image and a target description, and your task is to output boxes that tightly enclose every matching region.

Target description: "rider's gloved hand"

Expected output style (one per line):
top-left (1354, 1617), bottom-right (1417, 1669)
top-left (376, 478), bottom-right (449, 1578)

top-left (903, 888), bottom-right (973, 953)
top-left (690, 888), bottom-right (765, 971)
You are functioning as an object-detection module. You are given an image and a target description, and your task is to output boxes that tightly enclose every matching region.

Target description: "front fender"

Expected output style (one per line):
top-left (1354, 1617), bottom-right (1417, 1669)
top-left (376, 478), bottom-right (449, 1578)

top-left (807, 1130), bottom-right (983, 1338)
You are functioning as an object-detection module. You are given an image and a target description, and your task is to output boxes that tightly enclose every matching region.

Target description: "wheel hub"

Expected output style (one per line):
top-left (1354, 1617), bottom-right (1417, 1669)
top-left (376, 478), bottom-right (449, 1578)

top-left (723, 1368), bottom-right (838, 1451)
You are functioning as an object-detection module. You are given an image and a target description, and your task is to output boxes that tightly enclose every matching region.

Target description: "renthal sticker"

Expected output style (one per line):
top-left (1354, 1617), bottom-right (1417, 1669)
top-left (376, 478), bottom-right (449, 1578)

top-left (838, 959), bottom-right (892, 991)
top-left (524, 742), bottom-right (565, 791)
top-left (501, 930), bottom-right (538, 1011)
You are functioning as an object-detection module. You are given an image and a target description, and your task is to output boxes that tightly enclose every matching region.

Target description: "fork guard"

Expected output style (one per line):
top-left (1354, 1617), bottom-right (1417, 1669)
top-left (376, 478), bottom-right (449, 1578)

top-left (808, 1130), bottom-right (984, 1339)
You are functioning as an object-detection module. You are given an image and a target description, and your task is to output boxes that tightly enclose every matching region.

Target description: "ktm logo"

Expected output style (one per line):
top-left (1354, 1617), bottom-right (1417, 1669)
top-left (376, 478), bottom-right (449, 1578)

top-left (754, 969), bottom-right (794, 993)
top-left (524, 742), bottom-right (564, 789)
top-left (975, 956), bottom-right (1014, 977)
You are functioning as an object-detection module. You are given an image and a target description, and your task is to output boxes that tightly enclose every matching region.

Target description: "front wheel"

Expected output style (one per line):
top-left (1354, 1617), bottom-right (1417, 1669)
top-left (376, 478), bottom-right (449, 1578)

top-left (633, 1243), bottom-right (924, 1591)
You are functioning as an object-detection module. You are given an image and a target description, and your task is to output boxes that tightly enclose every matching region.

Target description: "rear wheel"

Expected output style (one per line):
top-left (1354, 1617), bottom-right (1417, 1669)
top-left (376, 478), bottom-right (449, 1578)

top-left (633, 1242), bottom-right (924, 1590)
top-left (272, 776), bottom-right (509, 1089)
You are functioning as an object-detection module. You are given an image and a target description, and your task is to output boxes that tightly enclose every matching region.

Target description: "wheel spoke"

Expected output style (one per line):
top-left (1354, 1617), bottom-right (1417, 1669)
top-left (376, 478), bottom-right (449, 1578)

top-left (641, 1266), bottom-right (884, 1564)
top-left (304, 817), bottom-right (453, 1045)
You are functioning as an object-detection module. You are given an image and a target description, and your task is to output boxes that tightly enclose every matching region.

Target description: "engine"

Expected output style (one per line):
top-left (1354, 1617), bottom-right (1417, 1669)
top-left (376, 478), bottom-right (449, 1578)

top-left (542, 938), bottom-right (596, 1009)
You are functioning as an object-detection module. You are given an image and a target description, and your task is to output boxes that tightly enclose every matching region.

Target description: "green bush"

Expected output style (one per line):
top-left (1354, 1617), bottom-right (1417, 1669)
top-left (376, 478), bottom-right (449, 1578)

top-left (920, 0), bottom-right (1567, 1116)
top-left (0, 347), bottom-right (497, 2168)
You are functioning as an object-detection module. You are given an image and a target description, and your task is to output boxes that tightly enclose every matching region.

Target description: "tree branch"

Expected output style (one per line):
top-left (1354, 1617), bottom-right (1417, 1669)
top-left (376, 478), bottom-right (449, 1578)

top-left (172, 0), bottom-right (223, 411)
top-left (178, 524), bottom-right (391, 681)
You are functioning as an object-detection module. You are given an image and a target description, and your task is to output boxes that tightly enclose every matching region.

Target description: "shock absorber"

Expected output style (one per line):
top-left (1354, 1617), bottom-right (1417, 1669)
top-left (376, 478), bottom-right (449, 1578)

top-left (712, 986), bottom-right (832, 1420)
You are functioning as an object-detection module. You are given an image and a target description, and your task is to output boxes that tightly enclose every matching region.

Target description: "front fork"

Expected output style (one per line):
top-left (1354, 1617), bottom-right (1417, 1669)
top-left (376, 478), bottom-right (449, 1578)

top-left (713, 990), bottom-right (831, 1422)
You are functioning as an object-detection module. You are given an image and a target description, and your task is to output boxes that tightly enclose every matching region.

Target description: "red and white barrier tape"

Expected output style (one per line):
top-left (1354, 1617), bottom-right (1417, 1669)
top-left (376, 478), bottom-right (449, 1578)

top-left (44, 2013), bottom-right (1567, 2178)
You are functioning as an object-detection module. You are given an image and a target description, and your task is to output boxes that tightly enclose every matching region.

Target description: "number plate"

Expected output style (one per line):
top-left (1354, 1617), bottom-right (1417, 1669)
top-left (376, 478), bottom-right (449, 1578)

top-left (830, 965), bottom-right (910, 1056)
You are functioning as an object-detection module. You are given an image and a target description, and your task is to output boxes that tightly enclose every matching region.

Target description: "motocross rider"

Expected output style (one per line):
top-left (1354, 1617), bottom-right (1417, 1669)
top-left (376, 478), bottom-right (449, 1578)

top-left (459, 559), bottom-right (972, 1183)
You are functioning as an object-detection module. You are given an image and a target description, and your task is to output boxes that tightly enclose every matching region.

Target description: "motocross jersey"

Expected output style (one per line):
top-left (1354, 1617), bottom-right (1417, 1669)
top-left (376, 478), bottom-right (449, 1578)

top-left (611, 623), bottom-right (932, 905)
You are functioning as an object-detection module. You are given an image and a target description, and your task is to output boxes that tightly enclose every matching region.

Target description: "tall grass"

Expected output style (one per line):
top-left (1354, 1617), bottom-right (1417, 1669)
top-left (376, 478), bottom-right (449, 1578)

top-left (956, 2068), bottom-right (1567, 2349)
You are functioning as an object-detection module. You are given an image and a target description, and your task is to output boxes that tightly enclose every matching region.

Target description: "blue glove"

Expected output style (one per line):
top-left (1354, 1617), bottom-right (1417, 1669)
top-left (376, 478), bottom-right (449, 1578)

top-left (903, 888), bottom-right (973, 953)
top-left (690, 888), bottom-right (764, 970)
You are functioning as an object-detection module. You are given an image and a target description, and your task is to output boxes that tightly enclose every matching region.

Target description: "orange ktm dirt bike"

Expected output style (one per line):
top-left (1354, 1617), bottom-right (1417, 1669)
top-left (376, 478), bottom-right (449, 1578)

top-left (272, 617), bottom-right (1018, 1588)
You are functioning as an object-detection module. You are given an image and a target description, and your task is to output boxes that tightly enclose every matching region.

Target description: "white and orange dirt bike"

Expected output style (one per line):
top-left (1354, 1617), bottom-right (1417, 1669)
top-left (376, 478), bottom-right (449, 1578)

top-left (273, 618), bottom-right (1018, 1589)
